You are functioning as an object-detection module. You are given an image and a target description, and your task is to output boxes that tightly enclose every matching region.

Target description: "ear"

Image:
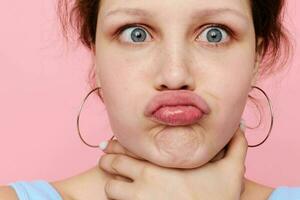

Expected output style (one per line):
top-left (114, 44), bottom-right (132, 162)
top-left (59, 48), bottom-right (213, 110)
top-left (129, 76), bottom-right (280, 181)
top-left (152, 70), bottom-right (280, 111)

top-left (90, 45), bottom-right (105, 101)
top-left (251, 37), bottom-right (264, 86)
top-left (95, 66), bottom-right (105, 102)
top-left (94, 63), bottom-right (101, 88)
top-left (96, 73), bottom-right (101, 88)
top-left (90, 47), bottom-right (99, 86)
top-left (91, 45), bottom-right (101, 87)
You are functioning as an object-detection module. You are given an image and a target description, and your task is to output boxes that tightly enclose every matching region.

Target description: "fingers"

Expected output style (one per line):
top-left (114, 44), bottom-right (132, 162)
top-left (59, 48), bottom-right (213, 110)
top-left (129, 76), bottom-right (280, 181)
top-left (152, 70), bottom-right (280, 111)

top-left (114, 174), bottom-right (132, 183)
top-left (99, 153), bottom-right (146, 180)
top-left (224, 125), bottom-right (248, 164)
top-left (105, 178), bottom-right (132, 200)
top-left (100, 139), bottom-right (145, 160)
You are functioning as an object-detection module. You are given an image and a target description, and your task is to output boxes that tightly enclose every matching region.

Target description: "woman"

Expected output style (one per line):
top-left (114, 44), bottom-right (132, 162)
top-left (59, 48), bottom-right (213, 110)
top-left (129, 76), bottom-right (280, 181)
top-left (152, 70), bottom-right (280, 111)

top-left (0, 0), bottom-right (297, 199)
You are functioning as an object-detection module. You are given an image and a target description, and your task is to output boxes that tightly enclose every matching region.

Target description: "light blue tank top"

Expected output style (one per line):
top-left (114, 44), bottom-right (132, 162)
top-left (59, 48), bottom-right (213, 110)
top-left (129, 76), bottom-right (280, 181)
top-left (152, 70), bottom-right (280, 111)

top-left (9, 180), bottom-right (63, 200)
top-left (9, 180), bottom-right (300, 200)
top-left (268, 186), bottom-right (300, 200)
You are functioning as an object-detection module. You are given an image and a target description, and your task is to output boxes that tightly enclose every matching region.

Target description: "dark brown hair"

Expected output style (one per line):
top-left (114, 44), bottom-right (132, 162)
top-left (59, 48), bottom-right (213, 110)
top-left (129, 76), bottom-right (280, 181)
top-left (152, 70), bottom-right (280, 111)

top-left (57, 0), bottom-right (292, 89)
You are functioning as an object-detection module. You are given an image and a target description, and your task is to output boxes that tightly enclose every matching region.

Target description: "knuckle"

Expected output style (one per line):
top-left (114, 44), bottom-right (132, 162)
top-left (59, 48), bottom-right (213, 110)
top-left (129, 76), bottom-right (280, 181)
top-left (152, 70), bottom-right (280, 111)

top-left (98, 155), bottom-right (107, 168)
top-left (111, 155), bottom-right (124, 171)
top-left (105, 179), bottom-right (116, 194)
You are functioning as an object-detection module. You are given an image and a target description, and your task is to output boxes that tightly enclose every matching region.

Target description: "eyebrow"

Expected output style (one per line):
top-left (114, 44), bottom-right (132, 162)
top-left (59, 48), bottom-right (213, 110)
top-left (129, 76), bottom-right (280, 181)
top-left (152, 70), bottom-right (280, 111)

top-left (191, 8), bottom-right (248, 22)
top-left (104, 7), bottom-right (249, 22)
top-left (105, 8), bottom-right (153, 18)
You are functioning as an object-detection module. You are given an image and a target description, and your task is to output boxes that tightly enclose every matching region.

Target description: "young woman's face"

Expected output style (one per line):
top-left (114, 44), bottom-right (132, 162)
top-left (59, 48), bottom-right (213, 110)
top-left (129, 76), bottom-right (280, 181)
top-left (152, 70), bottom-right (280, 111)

top-left (95, 0), bottom-right (259, 168)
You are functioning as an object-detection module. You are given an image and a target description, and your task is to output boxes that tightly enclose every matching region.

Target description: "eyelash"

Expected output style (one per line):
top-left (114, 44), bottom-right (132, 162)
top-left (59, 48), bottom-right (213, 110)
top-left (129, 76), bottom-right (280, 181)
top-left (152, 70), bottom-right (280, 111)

top-left (198, 23), bottom-right (235, 47)
top-left (114, 23), bottom-right (235, 48)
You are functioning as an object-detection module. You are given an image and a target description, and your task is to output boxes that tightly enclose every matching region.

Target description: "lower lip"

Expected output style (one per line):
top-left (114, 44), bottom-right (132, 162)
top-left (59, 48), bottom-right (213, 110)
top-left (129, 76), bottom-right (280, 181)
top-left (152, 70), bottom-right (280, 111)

top-left (151, 105), bottom-right (204, 126)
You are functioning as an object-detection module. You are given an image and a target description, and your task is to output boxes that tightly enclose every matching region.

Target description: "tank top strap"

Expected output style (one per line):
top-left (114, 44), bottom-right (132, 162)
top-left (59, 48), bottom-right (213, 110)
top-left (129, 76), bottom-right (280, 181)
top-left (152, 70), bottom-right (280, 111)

top-left (9, 180), bottom-right (63, 200)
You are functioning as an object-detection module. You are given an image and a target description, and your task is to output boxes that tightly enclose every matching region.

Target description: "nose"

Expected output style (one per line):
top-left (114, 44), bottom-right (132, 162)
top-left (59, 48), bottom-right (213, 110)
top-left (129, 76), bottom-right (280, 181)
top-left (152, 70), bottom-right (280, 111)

top-left (154, 42), bottom-right (196, 91)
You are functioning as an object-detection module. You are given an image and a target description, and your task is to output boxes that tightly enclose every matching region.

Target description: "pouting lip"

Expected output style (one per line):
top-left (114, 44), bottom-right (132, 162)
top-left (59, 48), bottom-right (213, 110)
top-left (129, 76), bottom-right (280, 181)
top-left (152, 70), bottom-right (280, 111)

top-left (144, 90), bottom-right (211, 117)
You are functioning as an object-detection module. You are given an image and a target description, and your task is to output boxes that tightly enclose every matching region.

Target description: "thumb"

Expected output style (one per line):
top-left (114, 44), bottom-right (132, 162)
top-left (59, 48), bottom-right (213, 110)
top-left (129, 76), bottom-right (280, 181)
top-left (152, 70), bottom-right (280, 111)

top-left (224, 124), bottom-right (248, 164)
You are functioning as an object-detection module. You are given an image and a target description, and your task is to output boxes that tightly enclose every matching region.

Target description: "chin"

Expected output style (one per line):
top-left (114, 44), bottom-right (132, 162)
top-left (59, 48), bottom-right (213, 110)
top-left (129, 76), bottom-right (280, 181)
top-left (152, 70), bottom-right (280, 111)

top-left (144, 147), bottom-right (213, 169)
top-left (167, 160), bottom-right (210, 169)
top-left (149, 156), bottom-right (212, 169)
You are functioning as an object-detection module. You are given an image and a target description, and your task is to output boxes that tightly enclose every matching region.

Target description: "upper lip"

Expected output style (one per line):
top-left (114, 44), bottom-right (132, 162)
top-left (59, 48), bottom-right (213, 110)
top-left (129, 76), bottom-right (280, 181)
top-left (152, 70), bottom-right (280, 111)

top-left (144, 90), bottom-right (211, 117)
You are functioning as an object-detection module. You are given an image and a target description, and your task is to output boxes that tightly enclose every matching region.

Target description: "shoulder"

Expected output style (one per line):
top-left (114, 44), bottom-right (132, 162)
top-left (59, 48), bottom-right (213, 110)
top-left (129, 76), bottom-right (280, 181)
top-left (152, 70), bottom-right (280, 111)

top-left (0, 166), bottom-right (111, 200)
top-left (241, 179), bottom-right (274, 200)
top-left (1, 181), bottom-right (74, 200)
top-left (0, 185), bottom-right (18, 200)
top-left (51, 166), bottom-right (113, 200)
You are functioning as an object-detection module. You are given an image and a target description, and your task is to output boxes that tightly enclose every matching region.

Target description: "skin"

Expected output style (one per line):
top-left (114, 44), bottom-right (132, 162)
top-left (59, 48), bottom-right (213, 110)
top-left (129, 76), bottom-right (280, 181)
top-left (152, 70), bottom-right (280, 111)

top-left (97, 127), bottom-right (251, 199)
top-left (0, 0), bottom-right (275, 199)
top-left (95, 0), bottom-right (259, 168)
top-left (104, 126), bottom-right (278, 200)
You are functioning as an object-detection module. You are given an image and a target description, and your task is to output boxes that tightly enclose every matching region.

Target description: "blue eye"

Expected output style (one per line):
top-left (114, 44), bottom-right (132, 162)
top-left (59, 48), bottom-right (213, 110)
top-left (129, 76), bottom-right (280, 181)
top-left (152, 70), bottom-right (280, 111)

top-left (119, 26), bottom-right (151, 43)
top-left (197, 26), bottom-right (229, 44)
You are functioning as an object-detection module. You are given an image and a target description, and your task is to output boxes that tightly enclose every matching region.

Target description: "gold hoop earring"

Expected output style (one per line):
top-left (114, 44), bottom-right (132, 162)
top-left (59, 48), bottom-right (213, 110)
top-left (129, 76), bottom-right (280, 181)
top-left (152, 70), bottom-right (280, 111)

top-left (245, 86), bottom-right (274, 148)
top-left (76, 87), bottom-right (115, 148)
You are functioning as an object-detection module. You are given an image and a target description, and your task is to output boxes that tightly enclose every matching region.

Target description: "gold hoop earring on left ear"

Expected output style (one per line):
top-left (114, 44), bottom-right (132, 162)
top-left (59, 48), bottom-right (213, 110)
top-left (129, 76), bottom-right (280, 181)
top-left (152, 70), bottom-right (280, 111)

top-left (243, 86), bottom-right (274, 148)
top-left (76, 87), bottom-right (115, 149)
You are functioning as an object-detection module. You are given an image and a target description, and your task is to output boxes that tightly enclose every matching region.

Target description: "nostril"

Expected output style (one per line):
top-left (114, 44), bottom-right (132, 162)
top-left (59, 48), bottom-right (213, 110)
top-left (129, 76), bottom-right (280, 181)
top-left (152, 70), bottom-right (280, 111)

top-left (180, 85), bottom-right (189, 90)
top-left (158, 84), bottom-right (189, 91)
top-left (158, 84), bottom-right (168, 90)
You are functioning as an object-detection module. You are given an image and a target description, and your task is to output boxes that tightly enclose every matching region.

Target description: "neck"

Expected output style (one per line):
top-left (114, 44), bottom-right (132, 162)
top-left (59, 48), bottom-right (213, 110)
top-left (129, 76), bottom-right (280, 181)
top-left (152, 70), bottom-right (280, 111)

top-left (241, 178), bottom-right (274, 200)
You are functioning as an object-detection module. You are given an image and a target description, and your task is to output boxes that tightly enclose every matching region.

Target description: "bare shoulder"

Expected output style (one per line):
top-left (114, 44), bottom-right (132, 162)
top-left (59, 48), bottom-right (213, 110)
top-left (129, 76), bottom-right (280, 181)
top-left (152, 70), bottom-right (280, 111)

top-left (0, 166), bottom-right (112, 200)
top-left (242, 178), bottom-right (275, 200)
top-left (0, 185), bottom-right (18, 200)
top-left (51, 165), bottom-right (113, 200)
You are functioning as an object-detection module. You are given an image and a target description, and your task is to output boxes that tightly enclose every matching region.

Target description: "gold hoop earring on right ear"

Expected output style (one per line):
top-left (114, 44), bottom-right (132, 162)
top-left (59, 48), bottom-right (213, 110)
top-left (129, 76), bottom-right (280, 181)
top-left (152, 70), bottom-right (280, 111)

top-left (76, 87), bottom-right (115, 149)
top-left (244, 86), bottom-right (274, 148)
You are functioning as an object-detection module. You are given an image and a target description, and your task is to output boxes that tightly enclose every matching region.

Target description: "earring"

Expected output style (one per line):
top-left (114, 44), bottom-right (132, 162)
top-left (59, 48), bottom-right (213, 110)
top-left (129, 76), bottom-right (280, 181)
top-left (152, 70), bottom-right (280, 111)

top-left (76, 87), bottom-right (115, 148)
top-left (244, 86), bottom-right (274, 148)
top-left (77, 86), bottom-right (274, 148)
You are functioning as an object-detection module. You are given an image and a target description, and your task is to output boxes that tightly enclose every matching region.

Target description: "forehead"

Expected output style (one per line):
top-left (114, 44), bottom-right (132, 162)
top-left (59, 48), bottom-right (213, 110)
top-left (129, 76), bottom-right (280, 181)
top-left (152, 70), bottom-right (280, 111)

top-left (99, 0), bottom-right (252, 21)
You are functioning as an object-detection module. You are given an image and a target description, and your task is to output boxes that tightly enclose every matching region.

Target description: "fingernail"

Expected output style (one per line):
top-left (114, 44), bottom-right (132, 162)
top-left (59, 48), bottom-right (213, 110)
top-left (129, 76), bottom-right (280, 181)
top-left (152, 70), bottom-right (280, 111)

top-left (99, 140), bottom-right (108, 150)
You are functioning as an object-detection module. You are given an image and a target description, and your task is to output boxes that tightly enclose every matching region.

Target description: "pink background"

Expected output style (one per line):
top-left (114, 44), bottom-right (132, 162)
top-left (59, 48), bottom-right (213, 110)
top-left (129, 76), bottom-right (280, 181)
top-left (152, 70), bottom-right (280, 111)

top-left (0, 0), bottom-right (299, 187)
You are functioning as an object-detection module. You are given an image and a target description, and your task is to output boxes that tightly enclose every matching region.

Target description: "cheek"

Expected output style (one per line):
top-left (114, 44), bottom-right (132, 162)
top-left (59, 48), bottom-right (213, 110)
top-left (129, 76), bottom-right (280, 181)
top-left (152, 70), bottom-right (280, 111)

top-left (95, 47), bottom-right (146, 143)
top-left (206, 52), bottom-right (254, 148)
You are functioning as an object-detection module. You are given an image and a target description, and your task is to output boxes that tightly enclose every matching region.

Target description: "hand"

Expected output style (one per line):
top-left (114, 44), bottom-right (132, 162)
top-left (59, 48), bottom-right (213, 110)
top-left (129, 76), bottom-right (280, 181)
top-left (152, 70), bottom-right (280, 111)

top-left (98, 127), bottom-right (248, 200)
